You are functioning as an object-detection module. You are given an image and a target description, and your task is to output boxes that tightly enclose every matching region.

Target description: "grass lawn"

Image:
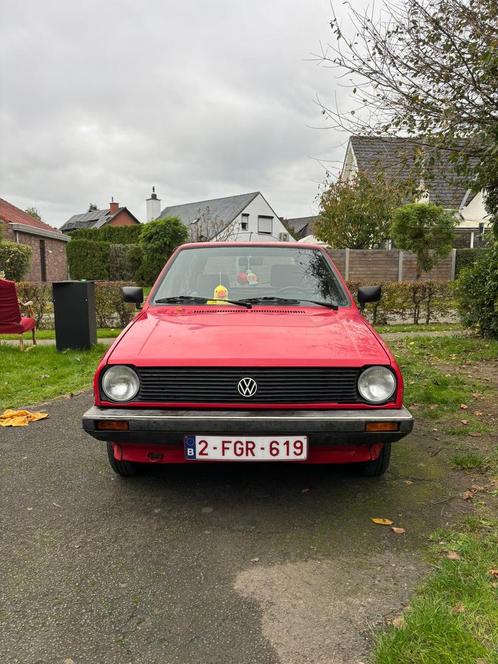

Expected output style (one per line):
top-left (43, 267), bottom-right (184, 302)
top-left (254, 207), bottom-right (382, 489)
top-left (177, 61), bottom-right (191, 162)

top-left (0, 328), bottom-right (121, 341)
top-left (0, 344), bottom-right (108, 410)
top-left (375, 322), bottom-right (462, 334)
top-left (375, 334), bottom-right (498, 663)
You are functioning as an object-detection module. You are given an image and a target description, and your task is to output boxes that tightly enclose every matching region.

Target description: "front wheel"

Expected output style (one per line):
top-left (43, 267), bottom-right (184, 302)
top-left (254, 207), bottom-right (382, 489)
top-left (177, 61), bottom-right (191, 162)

top-left (107, 442), bottom-right (140, 477)
top-left (358, 443), bottom-right (391, 477)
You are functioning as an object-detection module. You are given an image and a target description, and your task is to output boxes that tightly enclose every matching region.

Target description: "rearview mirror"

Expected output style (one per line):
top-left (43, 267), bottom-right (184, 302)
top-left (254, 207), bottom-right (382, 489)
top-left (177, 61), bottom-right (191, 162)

top-left (122, 286), bottom-right (144, 309)
top-left (357, 286), bottom-right (381, 310)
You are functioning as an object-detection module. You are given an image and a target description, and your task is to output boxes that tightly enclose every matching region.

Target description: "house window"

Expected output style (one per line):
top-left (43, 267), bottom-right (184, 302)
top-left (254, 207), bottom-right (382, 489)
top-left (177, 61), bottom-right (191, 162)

top-left (241, 213), bottom-right (249, 231)
top-left (258, 215), bottom-right (273, 235)
top-left (39, 239), bottom-right (47, 282)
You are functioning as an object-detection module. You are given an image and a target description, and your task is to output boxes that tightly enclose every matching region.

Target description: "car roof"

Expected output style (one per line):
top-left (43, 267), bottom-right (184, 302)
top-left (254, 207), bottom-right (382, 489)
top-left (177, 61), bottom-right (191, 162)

top-left (178, 241), bottom-right (325, 250)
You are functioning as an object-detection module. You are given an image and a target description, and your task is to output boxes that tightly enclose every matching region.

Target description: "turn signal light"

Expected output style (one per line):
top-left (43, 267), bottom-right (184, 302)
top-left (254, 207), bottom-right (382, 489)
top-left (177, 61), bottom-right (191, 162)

top-left (96, 420), bottom-right (129, 431)
top-left (365, 422), bottom-right (399, 432)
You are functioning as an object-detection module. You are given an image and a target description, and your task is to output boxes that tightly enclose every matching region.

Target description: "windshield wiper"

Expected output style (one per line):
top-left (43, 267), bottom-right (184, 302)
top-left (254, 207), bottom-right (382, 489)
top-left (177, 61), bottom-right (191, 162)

top-left (237, 296), bottom-right (338, 310)
top-left (154, 295), bottom-right (252, 309)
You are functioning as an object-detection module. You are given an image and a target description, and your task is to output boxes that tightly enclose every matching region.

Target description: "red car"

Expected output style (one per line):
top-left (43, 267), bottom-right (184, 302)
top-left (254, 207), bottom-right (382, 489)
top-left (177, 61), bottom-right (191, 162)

top-left (83, 242), bottom-right (413, 477)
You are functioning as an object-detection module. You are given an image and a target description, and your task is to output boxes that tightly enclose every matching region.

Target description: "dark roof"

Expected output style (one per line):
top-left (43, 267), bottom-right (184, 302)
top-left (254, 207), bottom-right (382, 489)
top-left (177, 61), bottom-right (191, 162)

top-left (161, 192), bottom-right (259, 238)
top-left (349, 136), bottom-right (469, 209)
top-left (0, 197), bottom-right (68, 240)
top-left (284, 215), bottom-right (321, 239)
top-left (60, 206), bottom-right (139, 232)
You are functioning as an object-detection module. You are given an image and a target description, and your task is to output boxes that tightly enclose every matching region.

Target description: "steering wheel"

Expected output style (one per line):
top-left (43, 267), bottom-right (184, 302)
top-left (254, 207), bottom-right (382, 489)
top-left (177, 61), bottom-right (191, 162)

top-left (276, 286), bottom-right (310, 297)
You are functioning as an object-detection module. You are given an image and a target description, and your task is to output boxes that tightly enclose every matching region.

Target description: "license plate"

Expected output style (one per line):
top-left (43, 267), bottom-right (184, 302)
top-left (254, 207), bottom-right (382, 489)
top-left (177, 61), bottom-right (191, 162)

top-left (184, 435), bottom-right (308, 461)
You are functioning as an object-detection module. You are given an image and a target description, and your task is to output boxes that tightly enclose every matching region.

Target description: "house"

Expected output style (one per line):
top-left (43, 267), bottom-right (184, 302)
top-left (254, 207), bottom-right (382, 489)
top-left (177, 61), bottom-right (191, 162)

top-left (60, 199), bottom-right (140, 233)
top-left (341, 135), bottom-right (490, 248)
top-left (0, 197), bottom-right (70, 282)
top-left (158, 191), bottom-right (294, 242)
top-left (284, 215), bottom-right (322, 242)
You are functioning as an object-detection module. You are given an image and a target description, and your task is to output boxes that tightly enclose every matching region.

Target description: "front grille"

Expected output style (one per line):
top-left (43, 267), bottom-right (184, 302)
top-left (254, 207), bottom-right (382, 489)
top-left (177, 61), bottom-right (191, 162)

top-left (134, 367), bottom-right (362, 404)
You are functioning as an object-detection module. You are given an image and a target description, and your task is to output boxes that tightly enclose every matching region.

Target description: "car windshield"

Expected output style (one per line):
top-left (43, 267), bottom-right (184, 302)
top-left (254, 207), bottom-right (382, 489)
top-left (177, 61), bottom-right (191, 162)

top-left (151, 245), bottom-right (350, 307)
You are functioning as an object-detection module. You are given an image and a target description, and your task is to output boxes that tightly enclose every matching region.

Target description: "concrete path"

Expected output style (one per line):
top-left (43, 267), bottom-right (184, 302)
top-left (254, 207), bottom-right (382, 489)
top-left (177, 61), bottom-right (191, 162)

top-left (1, 393), bottom-right (469, 664)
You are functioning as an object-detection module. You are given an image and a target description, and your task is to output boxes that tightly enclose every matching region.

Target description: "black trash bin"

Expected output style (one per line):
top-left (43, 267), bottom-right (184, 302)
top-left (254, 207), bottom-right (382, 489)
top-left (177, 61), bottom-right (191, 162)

top-left (52, 281), bottom-right (97, 350)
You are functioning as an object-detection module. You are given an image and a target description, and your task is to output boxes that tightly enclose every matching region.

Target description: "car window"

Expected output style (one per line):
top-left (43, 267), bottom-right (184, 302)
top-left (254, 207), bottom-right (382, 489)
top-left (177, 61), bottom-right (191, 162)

top-left (151, 246), bottom-right (350, 306)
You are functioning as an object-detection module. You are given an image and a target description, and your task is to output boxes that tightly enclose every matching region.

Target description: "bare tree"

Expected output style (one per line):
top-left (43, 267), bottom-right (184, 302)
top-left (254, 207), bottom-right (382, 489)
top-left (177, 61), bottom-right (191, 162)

top-left (188, 206), bottom-right (237, 242)
top-left (316, 0), bottom-right (498, 226)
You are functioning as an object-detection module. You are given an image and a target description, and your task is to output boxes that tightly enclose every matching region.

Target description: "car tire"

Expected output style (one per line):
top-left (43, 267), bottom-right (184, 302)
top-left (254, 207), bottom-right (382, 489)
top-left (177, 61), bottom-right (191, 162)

top-left (106, 442), bottom-right (140, 477)
top-left (358, 443), bottom-right (391, 477)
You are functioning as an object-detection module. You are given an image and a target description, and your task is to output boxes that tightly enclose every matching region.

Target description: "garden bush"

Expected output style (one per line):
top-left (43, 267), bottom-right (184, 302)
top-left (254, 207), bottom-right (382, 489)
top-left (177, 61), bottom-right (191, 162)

top-left (108, 243), bottom-right (144, 281)
top-left (347, 281), bottom-right (455, 325)
top-left (16, 282), bottom-right (52, 328)
top-left (70, 225), bottom-right (142, 244)
top-left (0, 241), bottom-right (32, 281)
top-left (455, 248), bottom-right (487, 277)
top-left (94, 281), bottom-right (135, 328)
top-left (136, 217), bottom-right (188, 286)
top-left (455, 243), bottom-right (498, 338)
top-left (67, 239), bottom-right (111, 280)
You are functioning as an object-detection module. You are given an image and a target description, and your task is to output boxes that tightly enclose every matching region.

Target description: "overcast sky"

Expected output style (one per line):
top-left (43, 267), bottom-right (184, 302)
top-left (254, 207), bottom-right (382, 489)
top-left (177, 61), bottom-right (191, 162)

top-left (0, 0), bottom-right (356, 228)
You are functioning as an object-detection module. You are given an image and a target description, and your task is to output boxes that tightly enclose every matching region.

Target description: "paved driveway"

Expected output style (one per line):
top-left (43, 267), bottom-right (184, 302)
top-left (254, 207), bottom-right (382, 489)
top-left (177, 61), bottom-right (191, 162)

top-left (1, 393), bottom-right (464, 664)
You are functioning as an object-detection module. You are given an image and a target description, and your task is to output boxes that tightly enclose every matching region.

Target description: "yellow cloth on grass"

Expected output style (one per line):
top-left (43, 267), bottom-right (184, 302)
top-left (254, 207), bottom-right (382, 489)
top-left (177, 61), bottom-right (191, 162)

top-left (0, 409), bottom-right (48, 427)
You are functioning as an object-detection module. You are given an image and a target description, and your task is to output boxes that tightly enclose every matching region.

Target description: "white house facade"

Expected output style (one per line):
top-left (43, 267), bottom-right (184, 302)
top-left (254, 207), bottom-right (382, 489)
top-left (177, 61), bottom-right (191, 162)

top-left (158, 191), bottom-right (294, 243)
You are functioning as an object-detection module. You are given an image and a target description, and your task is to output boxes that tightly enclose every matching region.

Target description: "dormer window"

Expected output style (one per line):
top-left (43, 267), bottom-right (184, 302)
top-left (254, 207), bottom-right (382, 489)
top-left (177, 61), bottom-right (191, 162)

top-left (241, 213), bottom-right (249, 231)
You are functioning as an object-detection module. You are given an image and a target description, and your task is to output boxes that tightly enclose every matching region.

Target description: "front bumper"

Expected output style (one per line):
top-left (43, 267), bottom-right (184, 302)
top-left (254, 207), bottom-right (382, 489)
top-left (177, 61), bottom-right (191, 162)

top-left (82, 406), bottom-right (413, 445)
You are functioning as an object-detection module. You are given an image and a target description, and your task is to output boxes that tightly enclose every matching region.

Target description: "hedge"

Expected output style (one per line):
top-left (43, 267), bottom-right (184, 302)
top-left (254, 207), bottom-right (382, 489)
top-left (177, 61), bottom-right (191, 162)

top-left (0, 241), bottom-right (32, 281)
top-left (69, 225), bottom-right (142, 244)
top-left (67, 239), bottom-right (110, 280)
top-left (94, 281), bottom-right (135, 328)
top-left (455, 248), bottom-right (487, 277)
top-left (347, 281), bottom-right (455, 325)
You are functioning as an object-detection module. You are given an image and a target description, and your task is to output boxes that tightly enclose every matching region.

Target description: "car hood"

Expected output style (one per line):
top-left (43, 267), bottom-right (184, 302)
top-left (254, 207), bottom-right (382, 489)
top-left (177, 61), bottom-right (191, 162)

top-left (107, 306), bottom-right (390, 367)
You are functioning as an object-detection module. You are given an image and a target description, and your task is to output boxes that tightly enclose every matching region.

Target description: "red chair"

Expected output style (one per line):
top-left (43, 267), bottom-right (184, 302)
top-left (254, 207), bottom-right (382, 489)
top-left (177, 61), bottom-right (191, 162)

top-left (0, 278), bottom-right (37, 351)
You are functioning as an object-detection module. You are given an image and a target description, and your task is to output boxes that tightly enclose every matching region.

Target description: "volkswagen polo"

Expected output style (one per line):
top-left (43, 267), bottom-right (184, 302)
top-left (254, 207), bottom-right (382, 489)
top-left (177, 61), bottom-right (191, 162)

top-left (83, 242), bottom-right (413, 477)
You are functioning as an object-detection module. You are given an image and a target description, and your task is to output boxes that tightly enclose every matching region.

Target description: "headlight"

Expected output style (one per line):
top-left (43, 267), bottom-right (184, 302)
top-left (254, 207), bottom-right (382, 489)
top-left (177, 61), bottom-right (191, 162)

top-left (358, 366), bottom-right (396, 404)
top-left (101, 365), bottom-right (140, 402)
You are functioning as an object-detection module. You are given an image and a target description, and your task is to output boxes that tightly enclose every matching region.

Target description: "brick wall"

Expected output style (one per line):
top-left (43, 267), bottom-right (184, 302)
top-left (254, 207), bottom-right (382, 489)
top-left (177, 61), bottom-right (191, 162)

top-left (2, 222), bottom-right (68, 281)
top-left (109, 210), bottom-right (140, 227)
top-left (326, 248), bottom-right (455, 282)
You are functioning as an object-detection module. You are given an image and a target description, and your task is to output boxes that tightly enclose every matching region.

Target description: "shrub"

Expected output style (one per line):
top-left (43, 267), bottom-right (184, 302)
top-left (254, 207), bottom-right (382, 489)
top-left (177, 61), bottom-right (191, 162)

top-left (70, 225), bottom-right (142, 244)
top-left (455, 248), bottom-right (486, 277)
top-left (67, 239), bottom-right (110, 280)
top-left (0, 241), bottom-right (32, 281)
top-left (347, 281), bottom-right (455, 325)
top-left (108, 243), bottom-right (143, 281)
top-left (455, 243), bottom-right (498, 338)
top-left (136, 216), bottom-right (188, 286)
top-left (16, 282), bottom-right (53, 328)
top-left (94, 281), bottom-right (135, 328)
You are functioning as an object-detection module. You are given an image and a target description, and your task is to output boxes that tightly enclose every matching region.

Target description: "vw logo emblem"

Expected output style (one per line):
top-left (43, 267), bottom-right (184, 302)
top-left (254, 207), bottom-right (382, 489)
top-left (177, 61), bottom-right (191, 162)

top-left (237, 377), bottom-right (258, 398)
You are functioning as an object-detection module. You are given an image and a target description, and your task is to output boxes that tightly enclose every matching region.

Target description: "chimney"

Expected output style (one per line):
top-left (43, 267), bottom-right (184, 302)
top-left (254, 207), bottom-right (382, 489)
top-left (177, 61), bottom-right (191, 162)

top-left (146, 186), bottom-right (161, 221)
top-left (109, 197), bottom-right (119, 214)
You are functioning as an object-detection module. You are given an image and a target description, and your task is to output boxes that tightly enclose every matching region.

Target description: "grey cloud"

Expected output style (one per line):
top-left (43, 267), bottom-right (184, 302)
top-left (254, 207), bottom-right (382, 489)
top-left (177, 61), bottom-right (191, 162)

top-left (0, 0), bottom-right (353, 227)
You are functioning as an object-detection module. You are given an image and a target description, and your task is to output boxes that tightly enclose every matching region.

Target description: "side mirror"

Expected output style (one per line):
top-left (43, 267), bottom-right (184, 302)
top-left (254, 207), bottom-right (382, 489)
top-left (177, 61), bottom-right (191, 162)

top-left (357, 286), bottom-right (381, 311)
top-left (122, 286), bottom-right (144, 309)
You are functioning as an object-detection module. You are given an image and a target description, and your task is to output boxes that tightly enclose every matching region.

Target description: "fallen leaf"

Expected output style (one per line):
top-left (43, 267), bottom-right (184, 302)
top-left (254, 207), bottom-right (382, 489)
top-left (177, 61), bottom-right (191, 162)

top-left (404, 480), bottom-right (414, 485)
top-left (489, 568), bottom-right (498, 578)
top-left (391, 527), bottom-right (406, 535)
top-left (371, 518), bottom-right (394, 526)
top-left (250, 557), bottom-right (260, 563)
top-left (447, 551), bottom-right (461, 560)
top-left (463, 490), bottom-right (474, 500)
top-left (432, 427), bottom-right (438, 432)
top-left (460, 420), bottom-right (469, 425)
top-left (474, 411), bottom-right (483, 417)
top-left (460, 404), bottom-right (468, 410)
top-left (452, 603), bottom-right (465, 614)
top-left (469, 432), bottom-right (482, 437)
top-left (301, 488), bottom-right (310, 493)
top-left (391, 615), bottom-right (404, 628)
